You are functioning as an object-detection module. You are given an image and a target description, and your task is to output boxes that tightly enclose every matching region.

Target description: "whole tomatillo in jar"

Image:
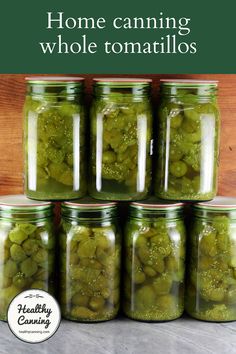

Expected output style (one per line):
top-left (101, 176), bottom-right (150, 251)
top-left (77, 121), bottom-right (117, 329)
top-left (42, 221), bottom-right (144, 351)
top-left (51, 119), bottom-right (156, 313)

top-left (59, 198), bottom-right (121, 322)
top-left (89, 78), bottom-right (153, 201)
top-left (0, 195), bottom-right (55, 321)
top-left (123, 198), bottom-right (186, 321)
top-left (155, 79), bottom-right (220, 201)
top-left (185, 197), bottom-right (236, 322)
top-left (24, 76), bottom-right (86, 201)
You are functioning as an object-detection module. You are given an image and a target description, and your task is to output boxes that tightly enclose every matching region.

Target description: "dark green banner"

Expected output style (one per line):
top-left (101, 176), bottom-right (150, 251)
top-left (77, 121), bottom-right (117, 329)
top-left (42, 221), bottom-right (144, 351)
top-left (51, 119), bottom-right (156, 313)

top-left (1, 0), bottom-right (235, 73)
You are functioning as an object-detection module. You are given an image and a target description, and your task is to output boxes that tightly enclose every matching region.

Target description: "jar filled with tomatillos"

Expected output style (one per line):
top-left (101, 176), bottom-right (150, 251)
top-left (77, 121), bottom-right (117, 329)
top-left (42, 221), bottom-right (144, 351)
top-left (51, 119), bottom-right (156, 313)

top-left (123, 198), bottom-right (186, 321)
top-left (185, 197), bottom-right (236, 322)
top-left (155, 79), bottom-right (220, 201)
top-left (59, 198), bottom-right (121, 322)
top-left (89, 78), bottom-right (153, 201)
top-left (0, 195), bottom-right (56, 321)
top-left (24, 76), bottom-right (86, 201)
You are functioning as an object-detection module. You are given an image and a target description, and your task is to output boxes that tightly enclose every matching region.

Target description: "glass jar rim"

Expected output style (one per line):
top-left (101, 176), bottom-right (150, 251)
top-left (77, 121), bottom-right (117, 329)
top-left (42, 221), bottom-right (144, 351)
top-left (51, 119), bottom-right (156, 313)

top-left (193, 196), bottom-right (236, 211)
top-left (26, 76), bottom-right (84, 85)
top-left (62, 197), bottom-right (117, 211)
top-left (160, 79), bottom-right (218, 88)
top-left (93, 77), bottom-right (152, 88)
top-left (130, 198), bottom-right (184, 211)
top-left (0, 194), bottom-right (52, 212)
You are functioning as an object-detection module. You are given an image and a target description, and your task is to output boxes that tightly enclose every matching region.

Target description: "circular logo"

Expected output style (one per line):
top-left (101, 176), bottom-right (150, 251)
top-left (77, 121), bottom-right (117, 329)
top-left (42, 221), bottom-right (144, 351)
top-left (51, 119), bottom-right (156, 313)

top-left (7, 289), bottom-right (61, 343)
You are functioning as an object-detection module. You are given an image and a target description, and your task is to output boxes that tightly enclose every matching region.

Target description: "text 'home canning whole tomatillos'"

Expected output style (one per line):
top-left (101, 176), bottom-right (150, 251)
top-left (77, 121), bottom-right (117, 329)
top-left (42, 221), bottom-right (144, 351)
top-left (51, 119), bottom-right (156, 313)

top-left (40, 12), bottom-right (197, 55)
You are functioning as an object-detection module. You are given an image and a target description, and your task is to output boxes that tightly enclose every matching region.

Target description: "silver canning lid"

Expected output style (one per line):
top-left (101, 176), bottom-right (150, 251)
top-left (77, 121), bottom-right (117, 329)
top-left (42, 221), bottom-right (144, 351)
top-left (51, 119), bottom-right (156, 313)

top-left (63, 197), bottom-right (117, 211)
top-left (0, 195), bottom-right (52, 211)
top-left (194, 196), bottom-right (236, 211)
top-left (130, 197), bottom-right (184, 211)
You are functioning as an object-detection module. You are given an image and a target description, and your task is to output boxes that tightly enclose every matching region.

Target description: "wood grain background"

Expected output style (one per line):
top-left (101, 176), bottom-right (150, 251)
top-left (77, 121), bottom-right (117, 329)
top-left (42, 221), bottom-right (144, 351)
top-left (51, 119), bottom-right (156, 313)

top-left (0, 74), bottom-right (235, 196)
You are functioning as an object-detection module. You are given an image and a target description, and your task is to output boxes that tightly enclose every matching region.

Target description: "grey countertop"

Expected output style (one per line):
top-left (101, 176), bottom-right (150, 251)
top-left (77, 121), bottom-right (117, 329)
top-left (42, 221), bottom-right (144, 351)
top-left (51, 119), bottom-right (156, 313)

top-left (0, 316), bottom-right (236, 354)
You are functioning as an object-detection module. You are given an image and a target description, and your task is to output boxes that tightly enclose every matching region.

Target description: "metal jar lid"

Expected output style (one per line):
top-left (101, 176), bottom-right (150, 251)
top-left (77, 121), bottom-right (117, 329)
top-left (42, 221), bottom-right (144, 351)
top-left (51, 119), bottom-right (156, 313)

top-left (62, 197), bottom-right (117, 211)
top-left (25, 76), bottom-right (84, 85)
top-left (93, 77), bottom-right (152, 88)
top-left (160, 79), bottom-right (218, 88)
top-left (130, 197), bottom-right (184, 211)
top-left (0, 195), bottom-right (52, 212)
top-left (193, 196), bottom-right (236, 211)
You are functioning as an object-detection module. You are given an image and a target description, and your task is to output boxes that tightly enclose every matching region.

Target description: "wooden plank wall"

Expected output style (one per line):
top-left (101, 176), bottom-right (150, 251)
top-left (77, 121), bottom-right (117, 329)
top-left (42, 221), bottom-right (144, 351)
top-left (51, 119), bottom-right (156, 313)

top-left (0, 74), bottom-right (235, 196)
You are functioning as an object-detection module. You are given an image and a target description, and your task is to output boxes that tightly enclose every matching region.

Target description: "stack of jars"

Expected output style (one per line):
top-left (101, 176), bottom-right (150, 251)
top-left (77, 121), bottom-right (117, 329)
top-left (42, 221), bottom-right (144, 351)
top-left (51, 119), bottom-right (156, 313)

top-left (1, 76), bottom-right (235, 323)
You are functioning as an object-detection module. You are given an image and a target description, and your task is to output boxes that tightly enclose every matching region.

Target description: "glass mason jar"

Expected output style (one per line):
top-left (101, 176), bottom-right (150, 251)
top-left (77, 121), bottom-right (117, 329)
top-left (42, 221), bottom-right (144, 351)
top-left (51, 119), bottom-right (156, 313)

top-left (185, 197), bottom-right (236, 322)
top-left (155, 80), bottom-right (220, 201)
top-left (0, 195), bottom-right (55, 321)
top-left (89, 78), bottom-right (153, 201)
top-left (59, 198), bottom-right (121, 322)
top-left (24, 76), bottom-right (86, 201)
top-left (123, 199), bottom-right (186, 321)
